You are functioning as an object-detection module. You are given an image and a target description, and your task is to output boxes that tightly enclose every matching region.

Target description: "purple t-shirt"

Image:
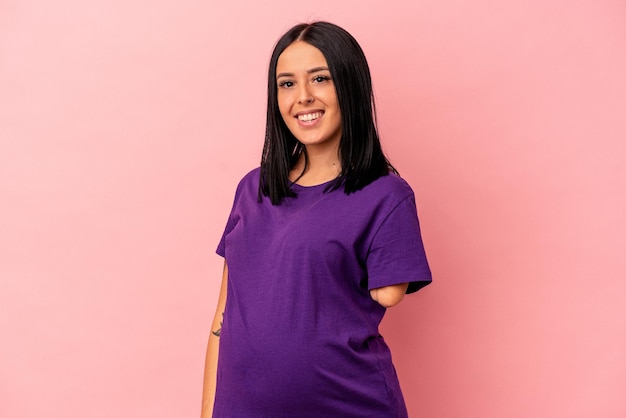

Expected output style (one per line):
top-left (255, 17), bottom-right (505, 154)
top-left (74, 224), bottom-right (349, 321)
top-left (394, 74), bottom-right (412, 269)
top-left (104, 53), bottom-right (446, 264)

top-left (214, 168), bottom-right (431, 417)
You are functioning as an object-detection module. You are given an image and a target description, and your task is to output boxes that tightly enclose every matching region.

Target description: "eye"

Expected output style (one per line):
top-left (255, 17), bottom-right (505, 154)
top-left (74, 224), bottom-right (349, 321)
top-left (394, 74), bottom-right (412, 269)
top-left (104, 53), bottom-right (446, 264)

top-left (278, 80), bottom-right (294, 88)
top-left (313, 75), bottom-right (331, 83)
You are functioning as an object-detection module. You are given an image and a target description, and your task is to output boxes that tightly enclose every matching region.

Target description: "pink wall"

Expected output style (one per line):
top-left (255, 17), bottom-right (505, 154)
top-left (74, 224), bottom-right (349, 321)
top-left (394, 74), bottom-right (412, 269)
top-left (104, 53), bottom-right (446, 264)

top-left (1, 1), bottom-right (625, 417)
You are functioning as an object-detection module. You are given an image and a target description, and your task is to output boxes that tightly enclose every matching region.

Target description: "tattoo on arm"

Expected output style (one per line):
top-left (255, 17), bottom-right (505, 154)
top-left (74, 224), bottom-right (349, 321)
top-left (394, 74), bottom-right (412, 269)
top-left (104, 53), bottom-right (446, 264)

top-left (212, 312), bottom-right (223, 337)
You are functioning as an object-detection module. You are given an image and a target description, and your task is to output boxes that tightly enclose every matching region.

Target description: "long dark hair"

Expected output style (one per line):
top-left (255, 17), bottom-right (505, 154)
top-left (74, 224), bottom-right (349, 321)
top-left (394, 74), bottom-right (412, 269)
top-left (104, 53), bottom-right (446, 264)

top-left (259, 21), bottom-right (396, 205)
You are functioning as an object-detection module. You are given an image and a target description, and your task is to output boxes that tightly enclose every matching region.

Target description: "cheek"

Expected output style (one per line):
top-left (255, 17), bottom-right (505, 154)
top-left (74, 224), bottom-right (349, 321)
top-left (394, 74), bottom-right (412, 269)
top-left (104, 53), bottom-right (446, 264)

top-left (325, 91), bottom-right (340, 111)
top-left (279, 109), bottom-right (293, 126)
top-left (326, 94), bottom-right (341, 119)
top-left (277, 94), bottom-right (293, 121)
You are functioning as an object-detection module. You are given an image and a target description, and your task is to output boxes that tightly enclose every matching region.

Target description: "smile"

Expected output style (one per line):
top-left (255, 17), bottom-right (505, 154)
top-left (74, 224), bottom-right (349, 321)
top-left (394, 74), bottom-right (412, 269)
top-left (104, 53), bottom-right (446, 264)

top-left (297, 111), bottom-right (323, 122)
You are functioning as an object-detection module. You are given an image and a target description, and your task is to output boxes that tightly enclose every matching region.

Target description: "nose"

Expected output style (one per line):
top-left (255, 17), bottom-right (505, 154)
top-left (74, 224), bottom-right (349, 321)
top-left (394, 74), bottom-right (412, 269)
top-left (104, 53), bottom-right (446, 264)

top-left (297, 84), bottom-right (314, 104)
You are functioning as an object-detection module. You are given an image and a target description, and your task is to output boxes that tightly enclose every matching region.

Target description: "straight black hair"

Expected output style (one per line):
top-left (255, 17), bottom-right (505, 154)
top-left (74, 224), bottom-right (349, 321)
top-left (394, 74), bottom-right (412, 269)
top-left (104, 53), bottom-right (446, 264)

top-left (259, 21), bottom-right (396, 205)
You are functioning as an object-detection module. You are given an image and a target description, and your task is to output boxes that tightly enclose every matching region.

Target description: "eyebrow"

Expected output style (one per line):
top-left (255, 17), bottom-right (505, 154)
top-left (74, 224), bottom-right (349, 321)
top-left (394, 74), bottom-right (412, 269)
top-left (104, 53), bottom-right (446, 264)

top-left (276, 66), bottom-right (329, 79)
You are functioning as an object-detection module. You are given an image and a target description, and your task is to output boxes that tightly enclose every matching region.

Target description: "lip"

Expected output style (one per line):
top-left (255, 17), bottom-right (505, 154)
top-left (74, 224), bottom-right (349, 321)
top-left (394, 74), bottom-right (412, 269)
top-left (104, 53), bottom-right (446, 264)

top-left (294, 109), bottom-right (324, 117)
top-left (294, 110), bottom-right (324, 127)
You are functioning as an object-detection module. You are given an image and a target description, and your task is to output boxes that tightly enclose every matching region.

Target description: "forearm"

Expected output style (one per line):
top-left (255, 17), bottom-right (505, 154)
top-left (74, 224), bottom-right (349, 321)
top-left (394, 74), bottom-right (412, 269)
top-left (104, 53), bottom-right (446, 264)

top-left (201, 263), bottom-right (228, 418)
top-left (201, 326), bottom-right (221, 418)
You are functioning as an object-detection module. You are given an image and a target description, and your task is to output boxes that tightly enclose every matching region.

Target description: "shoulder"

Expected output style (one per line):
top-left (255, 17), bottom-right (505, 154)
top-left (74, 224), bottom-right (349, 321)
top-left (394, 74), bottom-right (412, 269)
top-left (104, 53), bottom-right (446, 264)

top-left (360, 172), bottom-right (415, 202)
top-left (341, 173), bottom-right (417, 220)
top-left (239, 167), bottom-right (261, 186)
top-left (234, 167), bottom-right (261, 191)
top-left (228, 167), bottom-right (261, 204)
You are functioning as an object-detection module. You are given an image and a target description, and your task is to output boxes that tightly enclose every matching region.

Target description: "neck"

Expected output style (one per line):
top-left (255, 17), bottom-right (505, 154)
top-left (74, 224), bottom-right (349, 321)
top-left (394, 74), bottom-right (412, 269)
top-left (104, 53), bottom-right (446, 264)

top-left (290, 144), bottom-right (342, 186)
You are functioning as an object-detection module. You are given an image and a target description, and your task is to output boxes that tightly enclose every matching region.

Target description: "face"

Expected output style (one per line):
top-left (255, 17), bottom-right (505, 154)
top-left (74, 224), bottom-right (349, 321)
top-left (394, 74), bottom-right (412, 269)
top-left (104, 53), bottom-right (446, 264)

top-left (276, 41), bottom-right (342, 150)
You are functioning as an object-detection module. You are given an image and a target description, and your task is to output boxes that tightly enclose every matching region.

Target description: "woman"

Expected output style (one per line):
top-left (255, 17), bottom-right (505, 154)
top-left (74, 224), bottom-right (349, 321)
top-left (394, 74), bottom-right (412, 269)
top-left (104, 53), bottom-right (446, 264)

top-left (202, 21), bottom-right (432, 417)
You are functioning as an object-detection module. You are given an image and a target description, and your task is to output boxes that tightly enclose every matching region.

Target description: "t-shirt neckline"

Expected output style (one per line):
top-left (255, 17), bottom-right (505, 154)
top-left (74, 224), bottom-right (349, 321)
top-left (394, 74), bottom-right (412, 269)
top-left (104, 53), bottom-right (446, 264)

top-left (290, 178), bottom-right (337, 190)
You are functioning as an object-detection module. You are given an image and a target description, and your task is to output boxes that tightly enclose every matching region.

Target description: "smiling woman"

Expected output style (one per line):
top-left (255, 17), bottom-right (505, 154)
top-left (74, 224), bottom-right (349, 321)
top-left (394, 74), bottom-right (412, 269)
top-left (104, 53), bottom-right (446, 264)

top-left (276, 41), bottom-right (343, 165)
top-left (201, 21), bottom-right (432, 418)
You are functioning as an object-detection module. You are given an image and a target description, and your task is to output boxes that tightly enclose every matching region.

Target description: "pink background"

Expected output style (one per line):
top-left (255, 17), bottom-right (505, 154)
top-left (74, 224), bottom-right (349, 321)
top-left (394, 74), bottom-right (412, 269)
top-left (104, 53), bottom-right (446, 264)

top-left (1, 0), bottom-right (625, 417)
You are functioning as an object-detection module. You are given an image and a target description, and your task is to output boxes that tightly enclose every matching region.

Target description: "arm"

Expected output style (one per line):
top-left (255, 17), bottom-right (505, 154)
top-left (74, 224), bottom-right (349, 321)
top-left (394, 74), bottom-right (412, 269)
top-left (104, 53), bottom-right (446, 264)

top-left (370, 282), bottom-right (409, 308)
top-left (201, 261), bottom-right (229, 418)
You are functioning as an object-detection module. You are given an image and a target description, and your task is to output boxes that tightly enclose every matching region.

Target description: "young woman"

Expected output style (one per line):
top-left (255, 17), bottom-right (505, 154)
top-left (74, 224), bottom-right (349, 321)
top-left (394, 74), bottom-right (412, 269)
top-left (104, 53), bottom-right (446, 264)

top-left (202, 21), bottom-right (432, 417)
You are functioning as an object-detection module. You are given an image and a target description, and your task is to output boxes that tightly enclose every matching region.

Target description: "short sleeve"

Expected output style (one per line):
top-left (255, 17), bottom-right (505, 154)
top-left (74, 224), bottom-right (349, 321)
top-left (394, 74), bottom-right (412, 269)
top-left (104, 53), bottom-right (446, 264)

top-left (366, 195), bottom-right (432, 294)
top-left (215, 172), bottom-right (248, 258)
top-left (216, 212), bottom-right (235, 258)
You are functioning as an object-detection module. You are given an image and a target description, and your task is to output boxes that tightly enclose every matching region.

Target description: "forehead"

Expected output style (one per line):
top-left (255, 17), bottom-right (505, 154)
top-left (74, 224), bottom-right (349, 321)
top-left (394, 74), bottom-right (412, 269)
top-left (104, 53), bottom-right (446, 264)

top-left (276, 41), bottom-right (328, 73)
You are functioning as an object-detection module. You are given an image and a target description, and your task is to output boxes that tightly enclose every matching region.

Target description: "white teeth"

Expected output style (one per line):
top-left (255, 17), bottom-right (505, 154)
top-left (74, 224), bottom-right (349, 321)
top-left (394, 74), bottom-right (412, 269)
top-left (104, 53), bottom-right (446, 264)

top-left (298, 112), bottom-right (322, 122)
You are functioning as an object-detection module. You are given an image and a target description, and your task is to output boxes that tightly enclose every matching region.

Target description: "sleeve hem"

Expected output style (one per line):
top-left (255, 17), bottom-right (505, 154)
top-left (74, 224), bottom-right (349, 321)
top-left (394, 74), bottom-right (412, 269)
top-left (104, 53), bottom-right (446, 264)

top-left (407, 279), bottom-right (432, 294)
top-left (368, 277), bottom-right (432, 294)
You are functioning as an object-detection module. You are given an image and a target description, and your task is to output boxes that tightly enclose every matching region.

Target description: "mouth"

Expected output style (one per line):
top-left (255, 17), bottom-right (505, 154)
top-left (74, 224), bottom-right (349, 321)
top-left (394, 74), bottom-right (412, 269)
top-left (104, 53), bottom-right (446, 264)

top-left (296, 111), bottom-right (324, 122)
